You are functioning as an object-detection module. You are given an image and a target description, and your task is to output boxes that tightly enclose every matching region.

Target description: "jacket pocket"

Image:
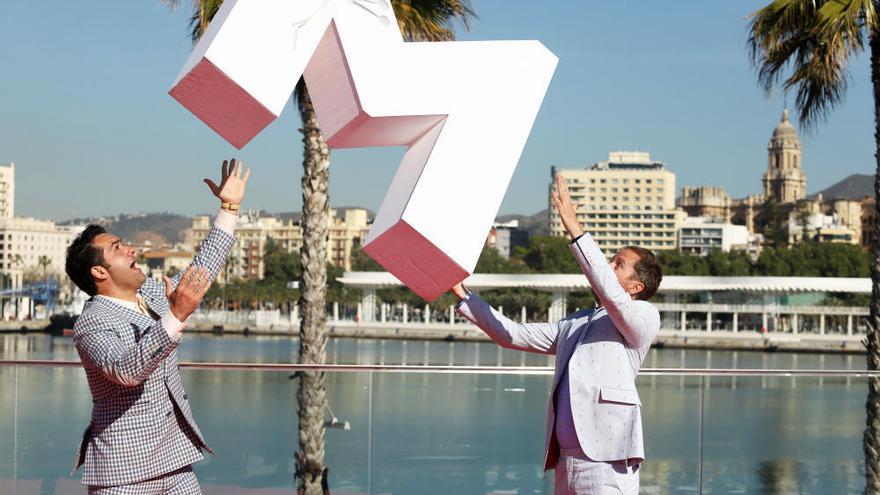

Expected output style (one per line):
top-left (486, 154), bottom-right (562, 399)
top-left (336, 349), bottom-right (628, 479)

top-left (93, 399), bottom-right (155, 434)
top-left (101, 413), bottom-right (158, 438)
top-left (598, 387), bottom-right (641, 406)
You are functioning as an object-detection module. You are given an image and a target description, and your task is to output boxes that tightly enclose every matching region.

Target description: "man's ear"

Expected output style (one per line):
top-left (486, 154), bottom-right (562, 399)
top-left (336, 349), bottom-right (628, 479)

top-left (629, 280), bottom-right (645, 297)
top-left (90, 265), bottom-right (109, 283)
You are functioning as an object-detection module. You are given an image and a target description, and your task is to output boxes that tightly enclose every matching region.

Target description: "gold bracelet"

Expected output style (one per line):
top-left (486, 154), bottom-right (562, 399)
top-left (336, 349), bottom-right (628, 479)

top-left (221, 202), bottom-right (240, 211)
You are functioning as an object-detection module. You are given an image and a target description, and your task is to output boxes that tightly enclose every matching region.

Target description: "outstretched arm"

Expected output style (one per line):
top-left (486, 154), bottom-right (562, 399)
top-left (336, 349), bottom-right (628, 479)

top-left (168, 158), bottom-right (251, 290)
top-left (452, 283), bottom-right (558, 354)
top-left (142, 159), bottom-right (251, 339)
top-left (551, 174), bottom-right (659, 349)
top-left (567, 234), bottom-right (659, 349)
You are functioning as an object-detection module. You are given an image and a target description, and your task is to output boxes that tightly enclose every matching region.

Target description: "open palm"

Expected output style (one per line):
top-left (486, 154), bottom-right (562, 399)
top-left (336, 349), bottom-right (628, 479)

top-left (204, 158), bottom-right (250, 205)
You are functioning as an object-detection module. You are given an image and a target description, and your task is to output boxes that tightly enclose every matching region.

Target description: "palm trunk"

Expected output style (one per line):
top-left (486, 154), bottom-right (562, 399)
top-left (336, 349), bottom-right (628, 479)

top-left (865, 28), bottom-right (880, 495)
top-left (295, 82), bottom-right (331, 495)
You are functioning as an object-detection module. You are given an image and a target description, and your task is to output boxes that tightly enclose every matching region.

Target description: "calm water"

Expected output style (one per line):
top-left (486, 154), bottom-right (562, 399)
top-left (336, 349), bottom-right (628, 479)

top-left (0, 333), bottom-right (868, 494)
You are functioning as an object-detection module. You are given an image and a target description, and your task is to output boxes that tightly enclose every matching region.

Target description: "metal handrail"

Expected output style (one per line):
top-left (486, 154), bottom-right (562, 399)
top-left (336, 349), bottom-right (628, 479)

top-left (1, 359), bottom-right (879, 377)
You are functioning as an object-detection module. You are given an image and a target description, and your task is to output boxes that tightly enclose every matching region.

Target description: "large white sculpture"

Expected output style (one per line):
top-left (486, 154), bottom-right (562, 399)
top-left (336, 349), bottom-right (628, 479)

top-left (170, 0), bottom-right (557, 301)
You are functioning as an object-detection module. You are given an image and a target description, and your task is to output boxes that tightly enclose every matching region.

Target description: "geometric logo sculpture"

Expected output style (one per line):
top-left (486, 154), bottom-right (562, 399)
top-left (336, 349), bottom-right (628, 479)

top-left (169, 0), bottom-right (557, 301)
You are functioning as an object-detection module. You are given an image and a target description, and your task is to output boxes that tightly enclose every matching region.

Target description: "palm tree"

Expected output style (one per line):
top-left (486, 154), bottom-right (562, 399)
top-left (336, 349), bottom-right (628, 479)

top-left (748, 1), bottom-right (880, 490)
top-left (222, 254), bottom-right (239, 313)
top-left (165, 2), bottom-right (474, 492)
top-left (10, 254), bottom-right (23, 285)
top-left (10, 254), bottom-right (23, 318)
top-left (37, 255), bottom-right (51, 280)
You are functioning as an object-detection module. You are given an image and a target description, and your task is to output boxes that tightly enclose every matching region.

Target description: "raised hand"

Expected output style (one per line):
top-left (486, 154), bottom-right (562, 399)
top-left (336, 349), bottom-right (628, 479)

top-left (203, 158), bottom-right (251, 205)
top-left (451, 282), bottom-right (468, 301)
top-left (551, 174), bottom-right (585, 241)
top-left (164, 266), bottom-right (212, 322)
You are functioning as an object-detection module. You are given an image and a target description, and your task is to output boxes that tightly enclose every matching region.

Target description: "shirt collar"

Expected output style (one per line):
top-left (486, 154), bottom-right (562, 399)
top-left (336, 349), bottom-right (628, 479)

top-left (95, 294), bottom-right (139, 313)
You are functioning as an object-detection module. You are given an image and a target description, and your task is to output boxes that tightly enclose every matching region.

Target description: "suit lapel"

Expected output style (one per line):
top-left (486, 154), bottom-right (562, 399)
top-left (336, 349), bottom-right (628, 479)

top-left (563, 308), bottom-right (601, 362)
top-left (139, 280), bottom-right (171, 315)
top-left (94, 297), bottom-right (156, 342)
top-left (551, 308), bottom-right (598, 392)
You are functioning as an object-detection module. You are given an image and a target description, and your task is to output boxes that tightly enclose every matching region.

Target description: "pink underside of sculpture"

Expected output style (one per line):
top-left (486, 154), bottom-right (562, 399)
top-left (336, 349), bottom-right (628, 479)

top-left (364, 220), bottom-right (468, 302)
top-left (305, 21), bottom-right (446, 148)
top-left (169, 58), bottom-right (276, 149)
top-left (325, 113), bottom-right (446, 148)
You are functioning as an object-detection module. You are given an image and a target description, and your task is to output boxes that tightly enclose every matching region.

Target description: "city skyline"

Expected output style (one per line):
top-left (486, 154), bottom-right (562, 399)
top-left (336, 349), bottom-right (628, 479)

top-left (1, 1), bottom-right (874, 221)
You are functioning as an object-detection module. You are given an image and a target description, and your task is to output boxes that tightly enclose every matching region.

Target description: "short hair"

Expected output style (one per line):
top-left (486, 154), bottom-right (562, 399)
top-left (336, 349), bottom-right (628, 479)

top-left (65, 225), bottom-right (108, 296)
top-left (623, 245), bottom-right (662, 301)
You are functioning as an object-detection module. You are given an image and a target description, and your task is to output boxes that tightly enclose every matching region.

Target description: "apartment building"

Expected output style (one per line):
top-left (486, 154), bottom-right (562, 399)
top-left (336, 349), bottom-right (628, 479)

top-left (0, 163), bottom-right (14, 219)
top-left (550, 152), bottom-right (683, 253)
top-left (0, 217), bottom-right (83, 288)
top-left (183, 208), bottom-right (371, 281)
top-left (679, 216), bottom-right (751, 255)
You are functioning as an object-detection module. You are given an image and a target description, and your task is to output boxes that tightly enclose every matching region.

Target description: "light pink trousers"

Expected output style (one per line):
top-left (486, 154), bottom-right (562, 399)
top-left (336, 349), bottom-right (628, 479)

top-left (554, 450), bottom-right (640, 495)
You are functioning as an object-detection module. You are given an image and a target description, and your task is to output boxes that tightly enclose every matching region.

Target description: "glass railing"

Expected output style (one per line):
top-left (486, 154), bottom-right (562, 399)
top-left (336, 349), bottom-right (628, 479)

top-left (0, 361), bottom-right (874, 494)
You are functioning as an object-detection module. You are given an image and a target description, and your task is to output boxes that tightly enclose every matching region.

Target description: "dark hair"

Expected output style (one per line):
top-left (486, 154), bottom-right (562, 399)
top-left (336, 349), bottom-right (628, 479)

top-left (623, 245), bottom-right (662, 301)
top-left (65, 225), bottom-right (108, 296)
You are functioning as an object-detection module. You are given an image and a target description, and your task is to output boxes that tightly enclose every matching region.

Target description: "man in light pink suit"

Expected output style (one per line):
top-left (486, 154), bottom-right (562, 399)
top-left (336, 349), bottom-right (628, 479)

top-left (452, 174), bottom-right (663, 494)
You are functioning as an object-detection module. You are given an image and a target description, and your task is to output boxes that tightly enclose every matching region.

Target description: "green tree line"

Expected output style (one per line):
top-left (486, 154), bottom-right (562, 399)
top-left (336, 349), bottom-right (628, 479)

top-left (202, 238), bottom-right (360, 311)
top-left (660, 242), bottom-right (870, 278)
top-left (201, 236), bottom-right (871, 312)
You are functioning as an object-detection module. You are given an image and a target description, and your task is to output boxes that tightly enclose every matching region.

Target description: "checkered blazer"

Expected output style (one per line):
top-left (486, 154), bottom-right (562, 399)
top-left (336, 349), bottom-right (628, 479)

top-left (72, 225), bottom-right (235, 487)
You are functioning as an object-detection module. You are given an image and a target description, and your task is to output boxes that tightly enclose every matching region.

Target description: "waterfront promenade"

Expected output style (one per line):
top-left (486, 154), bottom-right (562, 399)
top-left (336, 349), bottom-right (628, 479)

top-left (1, 272), bottom-right (870, 353)
top-left (0, 306), bottom-right (867, 354)
top-left (188, 304), bottom-right (868, 354)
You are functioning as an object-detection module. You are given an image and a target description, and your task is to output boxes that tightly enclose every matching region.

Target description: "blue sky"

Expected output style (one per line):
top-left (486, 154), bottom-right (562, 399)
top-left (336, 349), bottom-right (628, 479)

top-left (0, 1), bottom-right (874, 221)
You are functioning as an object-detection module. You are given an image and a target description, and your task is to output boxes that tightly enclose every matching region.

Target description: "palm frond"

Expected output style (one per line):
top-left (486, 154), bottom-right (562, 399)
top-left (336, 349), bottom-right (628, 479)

top-left (394, 0), bottom-right (476, 42)
top-left (180, 0), bottom-right (476, 44)
top-left (818, 0), bottom-right (877, 34)
top-left (187, 0), bottom-right (223, 43)
top-left (748, 1), bottom-right (823, 94)
top-left (159, 0), bottom-right (183, 10)
top-left (748, 0), bottom-right (872, 129)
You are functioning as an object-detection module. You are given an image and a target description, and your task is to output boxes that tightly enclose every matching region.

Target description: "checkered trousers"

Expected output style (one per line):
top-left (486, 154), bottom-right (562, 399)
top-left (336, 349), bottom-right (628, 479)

top-left (72, 225), bottom-right (235, 487)
top-left (88, 465), bottom-right (201, 494)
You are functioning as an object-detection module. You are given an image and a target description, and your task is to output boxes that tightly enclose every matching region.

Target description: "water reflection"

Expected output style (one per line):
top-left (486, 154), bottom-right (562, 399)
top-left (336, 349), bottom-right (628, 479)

top-left (0, 333), bottom-right (867, 372)
top-left (0, 334), bottom-right (869, 494)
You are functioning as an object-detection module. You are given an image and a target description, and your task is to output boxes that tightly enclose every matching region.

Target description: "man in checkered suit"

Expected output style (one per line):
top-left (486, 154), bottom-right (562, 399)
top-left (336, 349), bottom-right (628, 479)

top-left (65, 159), bottom-right (250, 494)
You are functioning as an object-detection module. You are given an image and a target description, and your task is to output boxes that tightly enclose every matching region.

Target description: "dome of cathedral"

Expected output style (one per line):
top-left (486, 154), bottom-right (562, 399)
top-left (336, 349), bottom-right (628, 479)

top-left (772, 108), bottom-right (799, 140)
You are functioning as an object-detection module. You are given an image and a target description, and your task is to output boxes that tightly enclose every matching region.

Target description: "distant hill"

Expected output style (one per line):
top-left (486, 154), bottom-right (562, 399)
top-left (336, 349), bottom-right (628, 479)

top-left (812, 174), bottom-right (872, 201)
top-left (497, 209), bottom-right (549, 237)
top-left (273, 207), bottom-right (376, 224)
top-left (61, 213), bottom-right (191, 245)
top-left (57, 207), bottom-right (548, 247)
top-left (59, 207), bottom-right (379, 246)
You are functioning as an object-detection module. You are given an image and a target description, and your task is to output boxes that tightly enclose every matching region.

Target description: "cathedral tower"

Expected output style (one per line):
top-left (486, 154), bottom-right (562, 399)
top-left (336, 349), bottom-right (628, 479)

top-left (762, 109), bottom-right (806, 203)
